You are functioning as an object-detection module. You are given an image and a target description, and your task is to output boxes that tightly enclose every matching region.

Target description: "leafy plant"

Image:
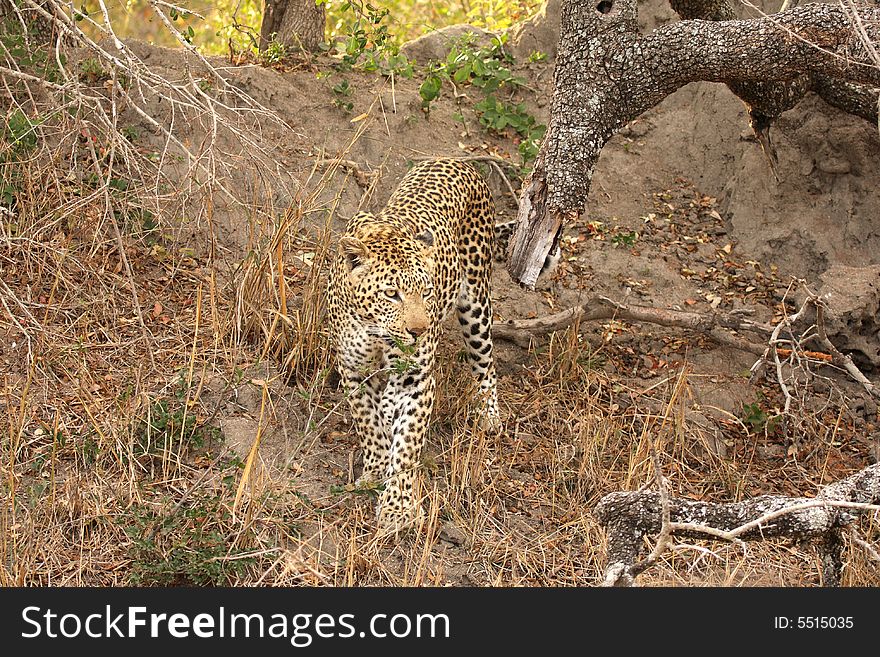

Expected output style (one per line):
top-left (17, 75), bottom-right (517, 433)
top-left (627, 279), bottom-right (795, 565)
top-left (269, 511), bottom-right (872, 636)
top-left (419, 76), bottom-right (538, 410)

top-left (75, 433), bottom-right (100, 467)
top-left (260, 34), bottom-right (289, 65)
top-left (473, 94), bottom-right (546, 164)
top-left (78, 57), bottom-right (110, 83)
top-left (168, 5), bottom-right (196, 44)
top-left (121, 125), bottom-right (140, 142)
top-left (329, 0), bottom-right (413, 77)
top-left (527, 50), bottom-right (547, 63)
top-left (0, 182), bottom-right (17, 208)
top-left (332, 78), bottom-right (355, 112)
top-left (611, 230), bottom-right (639, 248)
top-left (0, 15), bottom-right (63, 82)
top-left (741, 400), bottom-right (781, 435)
top-left (442, 34), bottom-right (524, 93)
top-left (418, 34), bottom-right (522, 113)
top-left (134, 375), bottom-right (220, 462)
top-left (122, 494), bottom-right (256, 586)
top-left (389, 336), bottom-right (418, 373)
top-left (418, 73), bottom-right (443, 108)
top-left (2, 109), bottom-right (40, 157)
top-left (416, 34), bottom-right (546, 166)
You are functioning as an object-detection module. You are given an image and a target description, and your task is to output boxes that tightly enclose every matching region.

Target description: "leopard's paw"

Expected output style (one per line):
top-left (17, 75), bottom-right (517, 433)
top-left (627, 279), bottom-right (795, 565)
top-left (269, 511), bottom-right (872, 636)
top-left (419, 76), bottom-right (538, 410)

top-left (478, 411), bottom-right (503, 434)
top-left (376, 491), bottom-right (421, 536)
top-left (376, 506), bottom-right (419, 537)
top-left (355, 469), bottom-right (384, 489)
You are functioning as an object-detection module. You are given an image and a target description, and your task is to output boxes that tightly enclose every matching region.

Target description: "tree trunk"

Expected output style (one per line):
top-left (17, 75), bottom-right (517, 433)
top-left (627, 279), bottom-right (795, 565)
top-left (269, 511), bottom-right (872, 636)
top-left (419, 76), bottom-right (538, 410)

top-left (506, 0), bottom-right (880, 288)
top-left (261, 0), bottom-right (325, 53)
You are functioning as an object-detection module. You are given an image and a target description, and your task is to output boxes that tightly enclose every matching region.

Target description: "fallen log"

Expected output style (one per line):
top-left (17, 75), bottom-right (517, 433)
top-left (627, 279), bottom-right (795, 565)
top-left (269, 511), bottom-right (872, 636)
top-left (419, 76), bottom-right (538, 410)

top-left (595, 462), bottom-right (880, 586)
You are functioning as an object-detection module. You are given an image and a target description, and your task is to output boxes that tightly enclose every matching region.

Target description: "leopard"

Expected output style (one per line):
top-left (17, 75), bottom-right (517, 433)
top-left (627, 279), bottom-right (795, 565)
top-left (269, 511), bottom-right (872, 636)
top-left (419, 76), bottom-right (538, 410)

top-left (327, 158), bottom-right (501, 531)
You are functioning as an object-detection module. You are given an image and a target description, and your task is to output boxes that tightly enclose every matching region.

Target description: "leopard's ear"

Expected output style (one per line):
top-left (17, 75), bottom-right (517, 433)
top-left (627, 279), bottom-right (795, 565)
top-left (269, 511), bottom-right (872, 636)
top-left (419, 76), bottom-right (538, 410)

top-left (340, 236), bottom-right (370, 282)
top-left (415, 228), bottom-right (436, 260)
top-left (415, 229), bottom-right (434, 249)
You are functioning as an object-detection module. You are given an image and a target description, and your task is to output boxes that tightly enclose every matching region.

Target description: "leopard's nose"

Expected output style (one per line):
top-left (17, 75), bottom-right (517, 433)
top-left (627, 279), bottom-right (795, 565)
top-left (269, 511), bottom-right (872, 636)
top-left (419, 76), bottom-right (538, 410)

top-left (407, 325), bottom-right (426, 339)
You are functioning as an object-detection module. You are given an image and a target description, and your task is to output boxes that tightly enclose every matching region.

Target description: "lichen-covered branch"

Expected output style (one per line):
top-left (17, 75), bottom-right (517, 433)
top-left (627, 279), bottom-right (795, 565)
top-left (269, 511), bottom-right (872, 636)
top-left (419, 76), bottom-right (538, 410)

top-left (595, 462), bottom-right (880, 586)
top-left (507, 0), bottom-right (880, 287)
top-left (671, 0), bottom-right (878, 130)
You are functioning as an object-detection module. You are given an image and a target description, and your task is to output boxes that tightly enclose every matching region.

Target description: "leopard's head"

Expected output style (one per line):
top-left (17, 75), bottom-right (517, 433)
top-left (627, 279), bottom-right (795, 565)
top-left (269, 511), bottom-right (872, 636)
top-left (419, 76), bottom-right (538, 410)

top-left (339, 218), bottom-right (437, 347)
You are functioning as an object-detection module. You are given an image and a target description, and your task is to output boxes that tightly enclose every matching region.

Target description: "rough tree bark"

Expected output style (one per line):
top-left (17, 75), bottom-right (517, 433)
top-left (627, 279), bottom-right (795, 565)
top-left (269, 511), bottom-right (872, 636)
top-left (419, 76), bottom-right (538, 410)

top-left (260, 0), bottom-right (325, 53)
top-left (506, 0), bottom-right (880, 288)
top-left (596, 462), bottom-right (880, 586)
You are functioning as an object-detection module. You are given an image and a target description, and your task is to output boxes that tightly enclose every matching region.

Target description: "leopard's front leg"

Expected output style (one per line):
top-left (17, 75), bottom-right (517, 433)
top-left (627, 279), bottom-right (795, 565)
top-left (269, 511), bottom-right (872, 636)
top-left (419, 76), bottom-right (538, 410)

top-left (337, 362), bottom-right (391, 486)
top-left (376, 341), bottom-right (437, 531)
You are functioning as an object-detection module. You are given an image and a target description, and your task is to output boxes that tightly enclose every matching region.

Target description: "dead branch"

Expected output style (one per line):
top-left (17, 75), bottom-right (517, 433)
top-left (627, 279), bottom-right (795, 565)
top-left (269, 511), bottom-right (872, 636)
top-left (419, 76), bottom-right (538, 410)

top-left (8, 0), bottom-right (299, 206)
top-left (492, 295), bottom-right (772, 350)
top-left (2, 1), bottom-right (303, 393)
top-left (749, 288), bottom-right (814, 419)
top-left (494, 284), bottom-right (877, 417)
top-left (596, 462), bottom-right (880, 586)
top-left (745, 280), bottom-right (880, 441)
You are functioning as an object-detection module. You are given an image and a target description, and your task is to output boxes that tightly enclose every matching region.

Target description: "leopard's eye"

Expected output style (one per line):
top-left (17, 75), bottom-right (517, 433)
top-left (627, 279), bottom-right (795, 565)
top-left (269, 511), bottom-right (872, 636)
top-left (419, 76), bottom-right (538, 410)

top-left (384, 288), bottom-right (401, 301)
top-left (423, 286), bottom-right (435, 299)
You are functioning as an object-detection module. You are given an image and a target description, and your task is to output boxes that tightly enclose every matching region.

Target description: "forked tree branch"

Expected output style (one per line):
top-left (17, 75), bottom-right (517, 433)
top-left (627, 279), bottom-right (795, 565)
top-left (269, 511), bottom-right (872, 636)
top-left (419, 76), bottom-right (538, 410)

top-left (492, 295), bottom-right (772, 352)
top-left (507, 0), bottom-right (880, 287)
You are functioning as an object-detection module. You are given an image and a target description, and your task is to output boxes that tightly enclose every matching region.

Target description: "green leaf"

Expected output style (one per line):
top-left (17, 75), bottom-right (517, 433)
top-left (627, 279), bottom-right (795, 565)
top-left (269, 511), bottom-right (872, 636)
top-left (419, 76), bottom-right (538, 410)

top-left (453, 63), bottom-right (471, 84)
top-left (108, 177), bottom-right (129, 192)
top-left (419, 75), bottom-right (442, 103)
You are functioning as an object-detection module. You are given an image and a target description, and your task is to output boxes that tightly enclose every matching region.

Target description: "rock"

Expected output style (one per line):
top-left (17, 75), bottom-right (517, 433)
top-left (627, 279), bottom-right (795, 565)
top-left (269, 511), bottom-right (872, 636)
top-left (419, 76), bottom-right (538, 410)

top-left (870, 433), bottom-right (880, 463)
top-left (815, 265), bottom-right (880, 370)
top-left (816, 156), bottom-right (851, 175)
top-left (757, 443), bottom-right (786, 460)
top-left (507, 0), bottom-right (560, 62)
top-left (620, 119), bottom-right (652, 139)
top-left (439, 523), bottom-right (466, 546)
top-left (400, 25), bottom-right (493, 65)
top-left (687, 410), bottom-right (728, 459)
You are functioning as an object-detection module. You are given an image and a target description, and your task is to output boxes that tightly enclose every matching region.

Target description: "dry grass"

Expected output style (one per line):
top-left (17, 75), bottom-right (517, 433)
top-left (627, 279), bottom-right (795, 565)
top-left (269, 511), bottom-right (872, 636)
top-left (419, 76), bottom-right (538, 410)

top-left (2, 150), bottom-right (877, 585)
